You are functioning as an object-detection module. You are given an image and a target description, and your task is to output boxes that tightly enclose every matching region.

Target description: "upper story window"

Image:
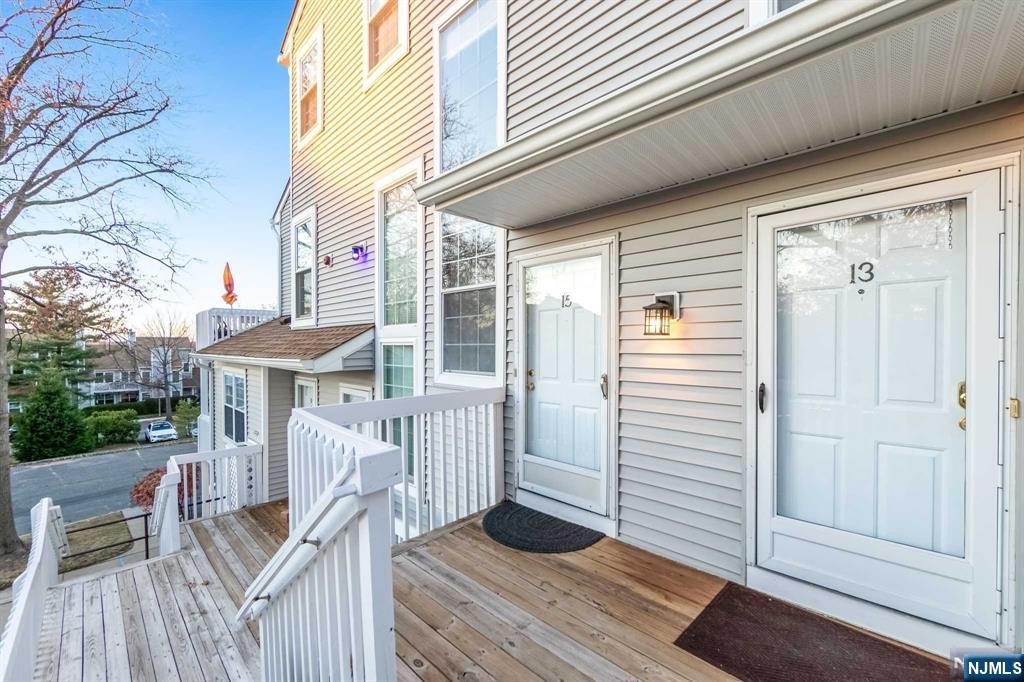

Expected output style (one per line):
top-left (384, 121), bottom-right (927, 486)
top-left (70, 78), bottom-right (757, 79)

top-left (437, 0), bottom-right (502, 173)
top-left (381, 182), bottom-right (419, 327)
top-left (292, 208), bottom-right (316, 324)
top-left (748, 0), bottom-right (806, 25)
top-left (296, 26), bottom-right (323, 145)
top-left (365, 0), bottom-right (409, 84)
top-left (223, 372), bottom-right (246, 444)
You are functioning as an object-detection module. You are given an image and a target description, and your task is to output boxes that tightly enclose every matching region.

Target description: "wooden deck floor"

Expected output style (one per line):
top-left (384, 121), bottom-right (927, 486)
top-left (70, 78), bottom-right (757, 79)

top-left (35, 501), bottom-right (738, 681)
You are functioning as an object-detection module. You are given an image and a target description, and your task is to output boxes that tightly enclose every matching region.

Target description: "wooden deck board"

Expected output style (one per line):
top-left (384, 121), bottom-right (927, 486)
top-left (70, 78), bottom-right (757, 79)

top-left (35, 500), bottom-right (746, 681)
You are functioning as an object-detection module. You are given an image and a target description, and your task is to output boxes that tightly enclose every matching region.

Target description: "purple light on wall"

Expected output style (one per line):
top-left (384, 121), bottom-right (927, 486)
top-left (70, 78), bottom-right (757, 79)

top-left (352, 244), bottom-right (367, 262)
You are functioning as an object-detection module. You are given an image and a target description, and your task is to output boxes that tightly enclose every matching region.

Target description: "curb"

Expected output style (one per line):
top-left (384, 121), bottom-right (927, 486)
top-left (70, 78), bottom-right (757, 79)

top-left (13, 438), bottom-right (197, 468)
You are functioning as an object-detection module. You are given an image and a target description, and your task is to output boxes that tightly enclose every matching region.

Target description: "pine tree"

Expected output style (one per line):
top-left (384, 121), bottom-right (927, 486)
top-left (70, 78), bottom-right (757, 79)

top-left (9, 337), bottom-right (98, 399)
top-left (11, 370), bottom-right (92, 462)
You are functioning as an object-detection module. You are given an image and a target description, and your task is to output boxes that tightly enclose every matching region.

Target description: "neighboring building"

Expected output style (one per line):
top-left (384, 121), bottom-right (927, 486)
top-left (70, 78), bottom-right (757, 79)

top-left (189, 0), bottom-right (1024, 657)
top-left (80, 334), bottom-right (198, 408)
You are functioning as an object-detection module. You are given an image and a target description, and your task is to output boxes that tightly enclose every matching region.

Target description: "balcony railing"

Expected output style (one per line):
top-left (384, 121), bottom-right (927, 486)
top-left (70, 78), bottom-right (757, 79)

top-left (288, 386), bottom-right (506, 540)
top-left (0, 498), bottom-right (68, 681)
top-left (152, 443), bottom-right (265, 555)
top-left (195, 307), bottom-right (276, 350)
top-left (238, 387), bottom-right (506, 679)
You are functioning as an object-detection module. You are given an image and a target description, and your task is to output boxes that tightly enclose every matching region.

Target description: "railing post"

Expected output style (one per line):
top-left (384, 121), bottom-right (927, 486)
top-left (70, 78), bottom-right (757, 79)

top-left (356, 486), bottom-right (397, 682)
top-left (490, 400), bottom-right (505, 505)
top-left (157, 467), bottom-right (181, 556)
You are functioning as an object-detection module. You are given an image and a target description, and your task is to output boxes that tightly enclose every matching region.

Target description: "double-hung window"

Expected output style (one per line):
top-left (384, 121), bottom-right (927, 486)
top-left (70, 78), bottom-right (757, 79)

top-left (438, 213), bottom-right (501, 380)
top-left (223, 372), bottom-right (246, 444)
top-left (365, 0), bottom-right (409, 82)
top-left (436, 0), bottom-right (502, 173)
top-left (296, 26), bottom-right (323, 145)
top-left (293, 209), bottom-right (315, 324)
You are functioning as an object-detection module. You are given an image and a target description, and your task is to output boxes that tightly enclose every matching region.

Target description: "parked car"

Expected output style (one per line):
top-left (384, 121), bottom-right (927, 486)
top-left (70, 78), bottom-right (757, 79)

top-left (144, 421), bottom-right (178, 443)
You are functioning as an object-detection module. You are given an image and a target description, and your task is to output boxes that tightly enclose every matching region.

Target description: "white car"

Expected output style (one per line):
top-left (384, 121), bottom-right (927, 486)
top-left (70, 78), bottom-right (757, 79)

top-left (144, 421), bottom-right (179, 443)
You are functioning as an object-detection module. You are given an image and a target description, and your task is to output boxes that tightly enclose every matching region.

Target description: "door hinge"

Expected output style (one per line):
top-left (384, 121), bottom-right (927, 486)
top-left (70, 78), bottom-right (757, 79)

top-left (1010, 398), bottom-right (1020, 419)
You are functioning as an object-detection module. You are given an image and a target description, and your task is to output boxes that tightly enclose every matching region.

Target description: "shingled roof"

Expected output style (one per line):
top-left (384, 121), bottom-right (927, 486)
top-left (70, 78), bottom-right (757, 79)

top-left (197, 318), bottom-right (373, 361)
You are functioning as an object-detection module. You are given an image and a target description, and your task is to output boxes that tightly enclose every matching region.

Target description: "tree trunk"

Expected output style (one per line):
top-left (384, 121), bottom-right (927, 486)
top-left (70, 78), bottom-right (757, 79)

top-left (0, 283), bottom-right (28, 555)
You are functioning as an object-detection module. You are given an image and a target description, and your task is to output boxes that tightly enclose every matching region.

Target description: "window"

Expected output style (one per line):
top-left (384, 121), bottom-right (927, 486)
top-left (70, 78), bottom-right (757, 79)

top-left (296, 27), bottom-right (323, 144)
top-left (95, 393), bottom-right (115, 406)
top-left (438, 213), bottom-right (499, 378)
top-left (295, 378), bottom-right (317, 408)
top-left (365, 0), bottom-right (408, 81)
top-left (381, 182), bottom-right (418, 326)
top-left (437, 0), bottom-right (502, 173)
top-left (223, 372), bottom-right (246, 444)
top-left (8, 401), bottom-right (22, 413)
top-left (382, 344), bottom-right (415, 470)
top-left (748, 0), bottom-right (805, 24)
top-left (95, 371), bottom-right (114, 383)
top-left (293, 209), bottom-right (315, 323)
top-left (339, 383), bottom-right (372, 403)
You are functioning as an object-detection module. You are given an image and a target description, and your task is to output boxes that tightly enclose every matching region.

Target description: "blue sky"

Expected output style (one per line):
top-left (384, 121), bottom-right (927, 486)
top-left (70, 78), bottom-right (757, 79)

top-left (138, 0), bottom-right (293, 326)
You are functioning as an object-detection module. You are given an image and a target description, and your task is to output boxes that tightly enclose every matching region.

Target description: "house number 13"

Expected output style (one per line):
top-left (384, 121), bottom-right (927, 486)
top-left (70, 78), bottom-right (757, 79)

top-left (849, 262), bottom-right (875, 283)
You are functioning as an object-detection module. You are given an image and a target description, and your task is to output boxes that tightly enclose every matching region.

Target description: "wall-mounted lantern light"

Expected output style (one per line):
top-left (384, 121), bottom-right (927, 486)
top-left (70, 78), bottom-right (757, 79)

top-left (351, 242), bottom-right (367, 262)
top-left (643, 292), bottom-right (681, 336)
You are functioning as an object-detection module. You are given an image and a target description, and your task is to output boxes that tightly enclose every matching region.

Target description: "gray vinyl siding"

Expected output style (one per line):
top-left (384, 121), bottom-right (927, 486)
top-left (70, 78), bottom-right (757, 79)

top-left (279, 191), bottom-right (292, 317)
top-left (505, 0), bottom-right (747, 140)
top-left (267, 368), bottom-right (293, 500)
top-left (288, 0), bottom-right (446, 329)
top-left (502, 98), bottom-right (1024, 582)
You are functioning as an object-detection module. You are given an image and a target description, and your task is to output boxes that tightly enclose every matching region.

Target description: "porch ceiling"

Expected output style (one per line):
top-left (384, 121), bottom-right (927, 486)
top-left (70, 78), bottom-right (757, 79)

top-left (415, 0), bottom-right (1024, 229)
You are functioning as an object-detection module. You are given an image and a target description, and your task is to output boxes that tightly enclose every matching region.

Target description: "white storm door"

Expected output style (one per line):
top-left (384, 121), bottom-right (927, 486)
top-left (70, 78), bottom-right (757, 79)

top-left (756, 171), bottom-right (1003, 639)
top-left (519, 247), bottom-right (610, 515)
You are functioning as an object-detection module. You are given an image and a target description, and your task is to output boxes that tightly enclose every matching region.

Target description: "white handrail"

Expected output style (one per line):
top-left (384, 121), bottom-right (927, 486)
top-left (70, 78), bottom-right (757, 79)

top-left (0, 498), bottom-right (66, 681)
top-left (240, 419), bottom-right (400, 681)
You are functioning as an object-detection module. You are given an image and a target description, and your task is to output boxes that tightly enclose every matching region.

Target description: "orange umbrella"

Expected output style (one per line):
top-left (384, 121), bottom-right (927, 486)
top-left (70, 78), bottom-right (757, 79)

top-left (221, 262), bottom-right (238, 305)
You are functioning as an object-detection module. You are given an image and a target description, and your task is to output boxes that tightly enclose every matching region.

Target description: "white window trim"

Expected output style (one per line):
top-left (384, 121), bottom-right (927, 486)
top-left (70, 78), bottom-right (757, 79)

top-left (294, 24), bottom-right (324, 150)
top-left (376, 338), bottom-right (423, 403)
top-left (295, 377), bottom-right (318, 407)
top-left (338, 382), bottom-right (373, 402)
top-left (363, 0), bottom-right (410, 89)
top-left (291, 206), bottom-right (317, 328)
top-left (223, 370), bottom-right (247, 445)
top-left (374, 158), bottom-right (425, 339)
top-left (747, 0), bottom-right (804, 26)
top-left (432, 213), bottom-right (506, 389)
top-left (432, 0), bottom-right (508, 176)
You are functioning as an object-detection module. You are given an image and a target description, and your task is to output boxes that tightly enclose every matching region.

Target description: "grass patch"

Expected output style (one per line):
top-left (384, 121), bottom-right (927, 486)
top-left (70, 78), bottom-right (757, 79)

top-left (0, 512), bottom-right (133, 590)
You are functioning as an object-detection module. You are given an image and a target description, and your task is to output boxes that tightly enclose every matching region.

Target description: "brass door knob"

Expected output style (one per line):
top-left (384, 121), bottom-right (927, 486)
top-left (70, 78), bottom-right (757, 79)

top-left (527, 369), bottom-right (535, 377)
top-left (527, 382), bottom-right (535, 391)
top-left (958, 381), bottom-right (967, 409)
top-left (958, 416), bottom-right (966, 431)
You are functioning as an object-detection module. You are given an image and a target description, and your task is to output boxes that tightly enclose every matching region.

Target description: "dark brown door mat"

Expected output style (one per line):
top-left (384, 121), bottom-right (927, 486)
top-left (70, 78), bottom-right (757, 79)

top-left (673, 583), bottom-right (947, 681)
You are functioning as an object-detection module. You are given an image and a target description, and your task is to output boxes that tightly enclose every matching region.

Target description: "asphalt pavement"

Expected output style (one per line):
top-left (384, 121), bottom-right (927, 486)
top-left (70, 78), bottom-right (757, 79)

top-left (11, 441), bottom-right (198, 533)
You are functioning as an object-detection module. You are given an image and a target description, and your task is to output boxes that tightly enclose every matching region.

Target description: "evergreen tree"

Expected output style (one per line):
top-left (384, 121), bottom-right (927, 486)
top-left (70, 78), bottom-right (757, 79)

top-left (9, 337), bottom-right (98, 399)
top-left (11, 370), bottom-right (92, 462)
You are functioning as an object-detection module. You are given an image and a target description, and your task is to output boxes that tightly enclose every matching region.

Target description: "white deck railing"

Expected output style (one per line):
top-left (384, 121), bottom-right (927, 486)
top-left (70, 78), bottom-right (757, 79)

top-left (152, 443), bottom-right (265, 555)
top-left (195, 307), bottom-right (276, 350)
top-left (288, 386), bottom-right (506, 541)
top-left (0, 498), bottom-right (68, 681)
top-left (238, 425), bottom-right (400, 681)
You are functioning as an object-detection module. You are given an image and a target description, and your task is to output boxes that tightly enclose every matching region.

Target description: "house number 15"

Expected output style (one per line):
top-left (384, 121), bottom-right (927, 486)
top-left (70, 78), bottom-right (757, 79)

top-left (849, 262), bottom-right (875, 283)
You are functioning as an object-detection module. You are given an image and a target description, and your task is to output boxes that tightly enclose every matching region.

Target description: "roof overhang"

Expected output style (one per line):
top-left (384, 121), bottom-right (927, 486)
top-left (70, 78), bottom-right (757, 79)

top-left (193, 329), bottom-right (375, 373)
top-left (414, 0), bottom-right (1024, 228)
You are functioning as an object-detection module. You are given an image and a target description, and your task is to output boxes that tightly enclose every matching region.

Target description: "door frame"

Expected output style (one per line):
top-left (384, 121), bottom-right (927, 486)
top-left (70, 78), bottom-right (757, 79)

top-left (743, 153), bottom-right (1021, 653)
top-left (512, 236), bottom-right (619, 534)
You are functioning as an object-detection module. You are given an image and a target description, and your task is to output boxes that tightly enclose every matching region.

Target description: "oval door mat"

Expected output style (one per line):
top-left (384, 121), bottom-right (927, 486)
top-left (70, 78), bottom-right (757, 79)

top-left (674, 583), bottom-right (948, 681)
top-left (482, 501), bottom-right (604, 553)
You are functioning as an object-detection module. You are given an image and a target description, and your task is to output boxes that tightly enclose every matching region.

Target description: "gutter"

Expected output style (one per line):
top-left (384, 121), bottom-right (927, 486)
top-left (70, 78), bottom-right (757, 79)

top-left (414, 0), bottom-right (951, 214)
top-left (190, 352), bottom-right (311, 372)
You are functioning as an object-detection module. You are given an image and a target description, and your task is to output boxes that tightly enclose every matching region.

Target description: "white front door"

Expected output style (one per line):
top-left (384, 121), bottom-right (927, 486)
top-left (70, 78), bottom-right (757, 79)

top-left (518, 245), bottom-right (611, 515)
top-left (756, 171), bottom-right (1004, 639)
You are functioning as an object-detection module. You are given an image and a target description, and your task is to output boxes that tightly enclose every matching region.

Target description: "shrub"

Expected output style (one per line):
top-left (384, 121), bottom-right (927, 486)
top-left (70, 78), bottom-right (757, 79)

top-left (84, 409), bottom-right (138, 445)
top-left (82, 395), bottom-right (194, 417)
top-left (173, 400), bottom-right (200, 437)
top-left (12, 370), bottom-right (93, 461)
top-left (130, 466), bottom-right (196, 512)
